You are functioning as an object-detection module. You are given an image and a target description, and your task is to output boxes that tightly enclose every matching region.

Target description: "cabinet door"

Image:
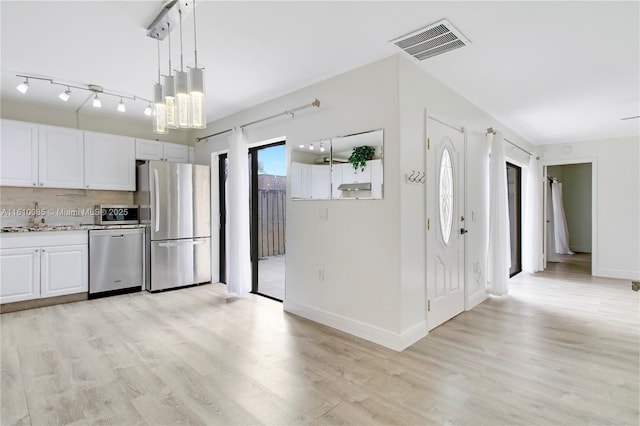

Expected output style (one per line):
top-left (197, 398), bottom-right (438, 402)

top-left (343, 161), bottom-right (371, 183)
top-left (370, 159), bottom-right (383, 199)
top-left (164, 143), bottom-right (189, 163)
top-left (0, 247), bottom-right (40, 303)
top-left (188, 147), bottom-right (195, 164)
top-left (38, 125), bottom-right (84, 189)
top-left (331, 163), bottom-right (345, 199)
top-left (40, 244), bottom-right (87, 298)
top-left (311, 165), bottom-right (331, 199)
top-left (84, 131), bottom-right (135, 190)
top-left (0, 119), bottom-right (39, 187)
top-left (135, 138), bottom-right (164, 161)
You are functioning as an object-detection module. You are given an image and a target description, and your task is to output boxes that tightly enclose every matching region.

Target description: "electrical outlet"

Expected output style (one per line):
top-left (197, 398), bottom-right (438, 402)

top-left (317, 267), bottom-right (325, 281)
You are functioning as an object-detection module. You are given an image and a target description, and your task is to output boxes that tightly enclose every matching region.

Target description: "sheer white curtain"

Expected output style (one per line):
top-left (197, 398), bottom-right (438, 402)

top-left (522, 155), bottom-right (543, 272)
top-left (551, 180), bottom-right (574, 255)
top-left (487, 132), bottom-right (511, 296)
top-left (226, 127), bottom-right (252, 297)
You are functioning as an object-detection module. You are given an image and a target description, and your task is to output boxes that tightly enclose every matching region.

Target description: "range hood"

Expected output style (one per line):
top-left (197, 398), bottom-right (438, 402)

top-left (337, 182), bottom-right (371, 191)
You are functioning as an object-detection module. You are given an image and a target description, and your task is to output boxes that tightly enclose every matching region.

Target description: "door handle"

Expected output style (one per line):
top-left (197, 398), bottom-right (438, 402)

top-left (460, 228), bottom-right (468, 235)
top-left (111, 235), bottom-right (125, 238)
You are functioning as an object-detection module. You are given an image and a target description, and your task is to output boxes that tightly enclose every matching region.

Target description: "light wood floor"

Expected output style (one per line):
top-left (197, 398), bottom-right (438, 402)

top-left (2, 265), bottom-right (638, 425)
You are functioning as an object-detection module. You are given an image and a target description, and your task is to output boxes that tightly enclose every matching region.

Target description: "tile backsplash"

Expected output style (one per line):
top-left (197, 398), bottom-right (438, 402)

top-left (0, 187), bottom-right (133, 227)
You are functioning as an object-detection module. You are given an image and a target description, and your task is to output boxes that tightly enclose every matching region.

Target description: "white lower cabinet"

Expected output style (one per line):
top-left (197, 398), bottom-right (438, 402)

top-left (40, 245), bottom-right (88, 298)
top-left (0, 233), bottom-right (88, 304)
top-left (0, 248), bottom-right (40, 304)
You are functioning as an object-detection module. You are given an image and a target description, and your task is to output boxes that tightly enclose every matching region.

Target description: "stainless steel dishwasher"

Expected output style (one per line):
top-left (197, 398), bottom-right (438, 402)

top-left (89, 228), bottom-right (144, 296)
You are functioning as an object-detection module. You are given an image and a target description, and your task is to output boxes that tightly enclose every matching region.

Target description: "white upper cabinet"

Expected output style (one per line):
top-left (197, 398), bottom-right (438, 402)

top-left (84, 131), bottom-right (135, 190)
top-left (164, 143), bottom-right (189, 162)
top-left (135, 138), bottom-right (164, 161)
top-left (38, 125), bottom-right (84, 189)
top-left (135, 139), bottom-right (189, 163)
top-left (0, 119), bottom-right (39, 187)
top-left (189, 147), bottom-right (195, 163)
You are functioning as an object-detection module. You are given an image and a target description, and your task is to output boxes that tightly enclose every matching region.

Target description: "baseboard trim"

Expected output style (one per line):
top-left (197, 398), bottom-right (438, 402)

top-left (283, 299), bottom-right (427, 351)
top-left (592, 267), bottom-right (640, 281)
top-left (468, 288), bottom-right (489, 310)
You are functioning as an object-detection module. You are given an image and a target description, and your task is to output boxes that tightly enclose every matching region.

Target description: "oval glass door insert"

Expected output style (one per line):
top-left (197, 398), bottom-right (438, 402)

top-left (439, 148), bottom-right (454, 244)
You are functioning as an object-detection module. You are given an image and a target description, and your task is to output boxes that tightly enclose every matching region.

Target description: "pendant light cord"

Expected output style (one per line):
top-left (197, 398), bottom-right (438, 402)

top-left (156, 39), bottom-right (161, 84)
top-left (179, 7), bottom-right (184, 72)
top-left (193, 0), bottom-right (198, 68)
top-left (167, 22), bottom-right (172, 76)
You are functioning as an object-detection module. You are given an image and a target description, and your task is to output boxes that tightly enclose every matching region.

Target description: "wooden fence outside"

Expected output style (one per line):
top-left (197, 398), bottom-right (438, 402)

top-left (257, 189), bottom-right (286, 257)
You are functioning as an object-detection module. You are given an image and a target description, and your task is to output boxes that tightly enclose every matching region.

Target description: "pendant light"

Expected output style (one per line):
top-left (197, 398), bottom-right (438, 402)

top-left (175, 6), bottom-right (191, 128)
top-left (189, 0), bottom-right (206, 129)
top-left (164, 22), bottom-right (178, 129)
top-left (153, 39), bottom-right (168, 134)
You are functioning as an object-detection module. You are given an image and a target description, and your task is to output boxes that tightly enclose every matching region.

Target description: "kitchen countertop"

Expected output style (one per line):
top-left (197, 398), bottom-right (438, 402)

top-left (1, 224), bottom-right (145, 233)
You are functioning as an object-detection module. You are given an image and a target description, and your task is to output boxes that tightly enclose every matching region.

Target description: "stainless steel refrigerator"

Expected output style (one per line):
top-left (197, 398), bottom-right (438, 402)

top-left (135, 161), bottom-right (211, 291)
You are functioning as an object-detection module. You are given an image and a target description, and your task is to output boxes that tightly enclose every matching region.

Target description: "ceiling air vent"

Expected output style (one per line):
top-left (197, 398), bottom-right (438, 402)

top-left (391, 19), bottom-right (470, 61)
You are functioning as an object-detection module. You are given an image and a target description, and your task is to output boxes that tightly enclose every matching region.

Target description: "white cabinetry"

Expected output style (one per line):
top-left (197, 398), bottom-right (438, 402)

top-left (40, 245), bottom-right (88, 298)
top-left (0, 247), bottom-right (40, 303)
top-left (84, 131), bottom-right (135, 190)
top-left (0, 119), bottom-right (39, 187)
top-left (311, 165), bottom-right (331, 199)
top-left (135, 139), bottom-right (189, 163)
top-left (0, 232), bottom-right (88, 304)
top-left (38, 125), bottom-right (84, 189)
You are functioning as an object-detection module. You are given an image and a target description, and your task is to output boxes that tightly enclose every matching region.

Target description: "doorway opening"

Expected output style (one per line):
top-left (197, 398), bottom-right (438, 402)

top-left (507, 162), bottom-right (522, 277)
top-left (544, 162), bottom-right (593, 274)
top-left (249, 142), bottom-right (286, 301)
top-left (218, 142), bottom-right (286, 301)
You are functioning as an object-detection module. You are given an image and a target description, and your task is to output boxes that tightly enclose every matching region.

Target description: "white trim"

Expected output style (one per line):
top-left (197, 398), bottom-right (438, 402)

top-left (283, 299), bottom-right (427, 352)
top-left (592, 268), bottom-right (640, 281)
top-left (467, 288), bottom-right (489, 310)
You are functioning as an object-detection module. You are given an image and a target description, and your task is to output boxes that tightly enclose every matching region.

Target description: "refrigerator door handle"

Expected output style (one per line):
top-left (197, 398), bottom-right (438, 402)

top-left (158, 240), bottom-right (207, 247)
top-left (154, 169), bottom-right (160, 233)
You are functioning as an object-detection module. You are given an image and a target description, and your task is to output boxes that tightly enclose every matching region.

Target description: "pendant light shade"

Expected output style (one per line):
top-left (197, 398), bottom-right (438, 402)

top-left (164, 75), bottom-right (178, 128)
top-left (175, 70), bottom-right (191, 128)
top-left (189, 67), bottom-right (205, 129)
top-left (153, 83), bottom-right (168, 134)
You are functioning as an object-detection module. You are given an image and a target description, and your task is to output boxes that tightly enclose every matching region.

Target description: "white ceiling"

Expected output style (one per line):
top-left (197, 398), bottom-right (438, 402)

top-left (2, 1), bottom-right (638, 145)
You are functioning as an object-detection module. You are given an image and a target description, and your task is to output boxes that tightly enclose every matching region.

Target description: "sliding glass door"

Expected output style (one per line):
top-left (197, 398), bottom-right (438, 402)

top-left (507, 162), bottom-right (522, 276)
top-left (219, 142), bottom-right (286, 300)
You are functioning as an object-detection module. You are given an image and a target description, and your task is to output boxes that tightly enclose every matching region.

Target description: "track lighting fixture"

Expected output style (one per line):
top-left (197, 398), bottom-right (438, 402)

top-left (14, 74), bottom-right (152, 116)
top-left (58, 87), bottom-right (71, 102)
top-left (16, 78), bottom-right (29, 94)
top-left (92, 93), bottom-right (102, 108)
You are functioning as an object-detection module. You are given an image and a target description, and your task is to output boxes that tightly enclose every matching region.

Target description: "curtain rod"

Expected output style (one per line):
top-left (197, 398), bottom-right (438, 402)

top-left (196, 99), bottom-right (321, 142)
top-left (486, 127), bottom-right (534, 157)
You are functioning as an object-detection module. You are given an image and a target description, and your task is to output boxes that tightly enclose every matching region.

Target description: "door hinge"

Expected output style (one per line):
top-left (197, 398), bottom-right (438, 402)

top-left (427, 299), bottom-right (431, 312)
top-left (427, 218), bottom-right (431, 230)
top-left (427, 138), bottom-right (431, 150)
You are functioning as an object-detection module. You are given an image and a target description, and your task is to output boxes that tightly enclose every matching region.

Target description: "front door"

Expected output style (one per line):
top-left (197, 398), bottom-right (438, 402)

top-left (426, 115), bottom-right (465, 330)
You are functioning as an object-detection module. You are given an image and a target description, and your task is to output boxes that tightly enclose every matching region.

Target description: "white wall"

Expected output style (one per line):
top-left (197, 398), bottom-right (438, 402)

top-left (1, 98), bottom-right (190, 144)
top-left (196, 56), bottom-right (404, 348)
top-left (195, 54), bottom-right (536, 351)
top-left (541, 138), bottom-right (639, 280)
top-left (397, 57), bottom-right (535, 332)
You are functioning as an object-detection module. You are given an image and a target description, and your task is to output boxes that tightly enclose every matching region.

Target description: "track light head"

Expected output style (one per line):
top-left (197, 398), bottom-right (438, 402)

top-left (16, 79), bottom-right (29, 94)
top-left (92, 93), bottom-right (102, 108)
top-left (117, 98), bottom-right (126, 112)
top-left (58, 88), bottom-right (71, 102)
top-left (144, 104), bottom-right (152, 116)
